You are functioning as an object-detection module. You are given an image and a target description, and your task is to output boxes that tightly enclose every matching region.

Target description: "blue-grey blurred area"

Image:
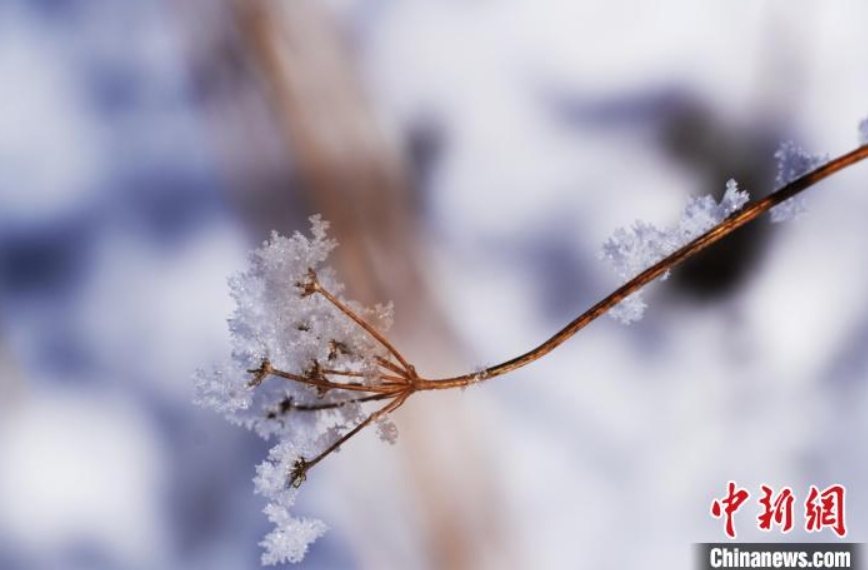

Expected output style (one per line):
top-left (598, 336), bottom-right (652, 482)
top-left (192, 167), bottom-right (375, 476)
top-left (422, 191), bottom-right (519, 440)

top-left (1, 1), bottom-right (868, 569)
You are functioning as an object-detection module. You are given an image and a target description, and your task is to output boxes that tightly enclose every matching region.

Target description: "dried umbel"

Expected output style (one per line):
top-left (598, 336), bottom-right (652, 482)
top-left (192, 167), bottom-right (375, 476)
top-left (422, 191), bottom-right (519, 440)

top-left (195, 216), bottom-right (407, 563)
top-left (196, 128), bottom-right (868, 564)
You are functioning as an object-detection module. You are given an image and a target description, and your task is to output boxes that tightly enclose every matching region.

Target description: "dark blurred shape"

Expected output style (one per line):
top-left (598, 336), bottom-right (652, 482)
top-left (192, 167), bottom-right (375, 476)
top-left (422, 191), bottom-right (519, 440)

top-left (117, 167), bottom-right (224, 246)
top-left (499, 228), bottom-right (601, 323)
top-left (659, 99), bottom-right (777, 300)
top-left (549, 87), bottom-right (778, 301)
top-left (0, 221), bottom-right (92, 298)
top-left (405, 114), bottom-right (445, 217)
top-left (548, 86), bottom-right (695, 129)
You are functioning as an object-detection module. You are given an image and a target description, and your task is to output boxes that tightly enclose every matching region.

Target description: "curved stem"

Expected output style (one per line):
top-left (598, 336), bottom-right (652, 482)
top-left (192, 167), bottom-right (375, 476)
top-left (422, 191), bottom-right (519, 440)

top-left (417, 144), bottom-right (868, 391)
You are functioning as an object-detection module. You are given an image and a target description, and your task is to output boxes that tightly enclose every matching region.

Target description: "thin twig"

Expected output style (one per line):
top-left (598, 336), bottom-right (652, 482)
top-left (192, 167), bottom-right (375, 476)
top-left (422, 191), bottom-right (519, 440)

top-left (291, 390), bottom-right (410, 485)
top-left (310, 272), bottom-right (413, 373)
top-left (320, 368), bottom-right (406, 384)
top-left (376, 356), bottom-right (411, 378)
top-left (416, 144), bottom-right (868, 391)
top-left (268, 366), bottom-right (401, 394)
top-left (292, 392), bottom-right (395, 411)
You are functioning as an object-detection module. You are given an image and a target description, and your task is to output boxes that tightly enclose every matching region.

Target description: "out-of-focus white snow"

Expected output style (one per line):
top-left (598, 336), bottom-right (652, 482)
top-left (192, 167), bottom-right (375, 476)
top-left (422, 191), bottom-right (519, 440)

top-left (0, 390), bottom-right (168, 567)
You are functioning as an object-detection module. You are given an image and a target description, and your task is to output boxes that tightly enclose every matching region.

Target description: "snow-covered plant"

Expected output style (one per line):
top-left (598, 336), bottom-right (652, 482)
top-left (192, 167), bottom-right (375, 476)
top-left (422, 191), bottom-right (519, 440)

top-left (196, 128), bottom-right (868, 564)
top-left (195, 216), bottom-right (408, 564)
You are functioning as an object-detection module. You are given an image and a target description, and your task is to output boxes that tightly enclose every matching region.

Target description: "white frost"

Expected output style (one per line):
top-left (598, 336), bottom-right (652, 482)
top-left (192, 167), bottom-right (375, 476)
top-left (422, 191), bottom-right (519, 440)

top-left (376, 417), bottom-right (399, 445)
top-left (259, 505), bottom-right (328, 565)
top-left (770, 141), bottom-right (827, 223)
top-left (601, 179), bottom-right (749, 324)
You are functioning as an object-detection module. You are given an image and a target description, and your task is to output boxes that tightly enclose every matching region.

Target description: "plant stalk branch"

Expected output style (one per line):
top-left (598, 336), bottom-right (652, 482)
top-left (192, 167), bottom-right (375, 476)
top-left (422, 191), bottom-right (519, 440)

top-left (416, 144), bottom-right (868, 390)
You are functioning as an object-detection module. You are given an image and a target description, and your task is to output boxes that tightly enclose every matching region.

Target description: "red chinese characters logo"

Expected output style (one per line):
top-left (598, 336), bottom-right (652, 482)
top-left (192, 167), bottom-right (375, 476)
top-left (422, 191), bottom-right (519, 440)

top-left (711, 483), bottom-right (847, 539)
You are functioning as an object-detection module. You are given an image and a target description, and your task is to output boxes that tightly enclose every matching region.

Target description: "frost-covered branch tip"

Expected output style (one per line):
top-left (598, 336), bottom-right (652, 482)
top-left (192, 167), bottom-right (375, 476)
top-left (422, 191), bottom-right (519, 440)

top-left (195, 215), bottom-right (417, 564)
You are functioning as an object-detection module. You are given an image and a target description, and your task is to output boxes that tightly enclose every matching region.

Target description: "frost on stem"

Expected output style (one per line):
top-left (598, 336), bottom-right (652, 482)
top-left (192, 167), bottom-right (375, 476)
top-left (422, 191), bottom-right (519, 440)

top-left (194, 215), bottom-right (404, 565)
top-left (600, 179), bottom-right (749, 324)
top-left (770, 141), bottom-right (828, 223)
top-left (459, 364), bottom-right (491, 391)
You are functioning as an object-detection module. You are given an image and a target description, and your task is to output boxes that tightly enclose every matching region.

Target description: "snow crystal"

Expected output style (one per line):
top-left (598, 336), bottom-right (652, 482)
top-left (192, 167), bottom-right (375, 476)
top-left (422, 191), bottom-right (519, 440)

top-left (608, 293), bottom-right (647, 325)
top-left (601, 179), bottom-right (749, 324)
top-left (770, 141), bottom-right (827, 223)
top-left (193, 363), bottom-right (251, 414)
top-left (260, 504), bottom-right (328, 565)
top-left (376, 417), bottom-right (399, 445)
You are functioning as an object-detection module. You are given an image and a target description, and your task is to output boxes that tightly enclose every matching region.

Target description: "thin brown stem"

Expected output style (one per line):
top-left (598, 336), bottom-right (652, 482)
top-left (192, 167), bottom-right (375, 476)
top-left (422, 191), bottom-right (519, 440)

top-left (292, 392), bottom-right (395, 411)
top-left (291, 390), bottom-right (410, 485)
top-left (311, 274), bottom-right (413, 373)
top-left (318, 368), bottom-right (367, 377)
top-left (268, 366), bottom-right (401, 394)
top-left (416, 144), bottom-right (868, 391)
top-left (376, 356), bottom-right (411, 378)
top-left (320, 368), bottom-right (406, 384)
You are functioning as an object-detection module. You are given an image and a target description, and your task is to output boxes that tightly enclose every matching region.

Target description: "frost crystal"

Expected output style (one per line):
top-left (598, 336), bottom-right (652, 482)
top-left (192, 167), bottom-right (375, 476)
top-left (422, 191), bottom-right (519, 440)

top-left (770, 141), bottom-right (827, 223)
top-left (600, 179), bottom-right (749, 324)
top-left (376, 417), bottom-right (399, 445)
top-left (194, 216), bottom-right (398, 564)
top-left (860, 118), bottom-right (868, 146)
top-left (254, 443), bottom-right (328, 565)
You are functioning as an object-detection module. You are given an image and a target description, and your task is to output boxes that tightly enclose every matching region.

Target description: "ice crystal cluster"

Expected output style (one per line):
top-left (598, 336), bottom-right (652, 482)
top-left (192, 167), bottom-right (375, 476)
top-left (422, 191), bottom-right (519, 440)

top-left (195, 216), bottom-right (396, 564)
top-left (770, 141), bottom-right (828, 223)
top-left (600, 179), bottom-right (749, 324)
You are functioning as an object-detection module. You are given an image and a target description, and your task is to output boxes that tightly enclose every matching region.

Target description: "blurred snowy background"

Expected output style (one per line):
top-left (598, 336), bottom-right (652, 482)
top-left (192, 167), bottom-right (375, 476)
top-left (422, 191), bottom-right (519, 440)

top-left (1, 0), bottom-right (867, 568)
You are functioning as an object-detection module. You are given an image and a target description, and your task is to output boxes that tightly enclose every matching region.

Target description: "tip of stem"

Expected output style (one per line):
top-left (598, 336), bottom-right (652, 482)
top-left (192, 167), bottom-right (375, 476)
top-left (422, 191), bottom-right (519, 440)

top-left (247, 358), bottom-right (273, 387)
top-left (296, 268), bottom-right (320, 297)
top-left (289, 457), bottom-right (310, 488)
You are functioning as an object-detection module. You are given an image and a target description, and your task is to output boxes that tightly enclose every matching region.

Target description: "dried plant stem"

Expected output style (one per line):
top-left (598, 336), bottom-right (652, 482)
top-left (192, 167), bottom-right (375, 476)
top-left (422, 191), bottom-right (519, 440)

top-left (256, 362), bottom-right (402, 394)
top-left (416, 144), bottom-right (868, 390)
top-left (376, 356), bottom-right (411, 378)
top-left (291, 392), bottom-right (396, 411)
top-left (292, 391), bottom-right (410, 484)
top-left (320, 368), bottom-right (407, 384)
top-left (259, 144), bottom-right (868, 484)
top-left (309, 271), bottom-right (414, 375)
